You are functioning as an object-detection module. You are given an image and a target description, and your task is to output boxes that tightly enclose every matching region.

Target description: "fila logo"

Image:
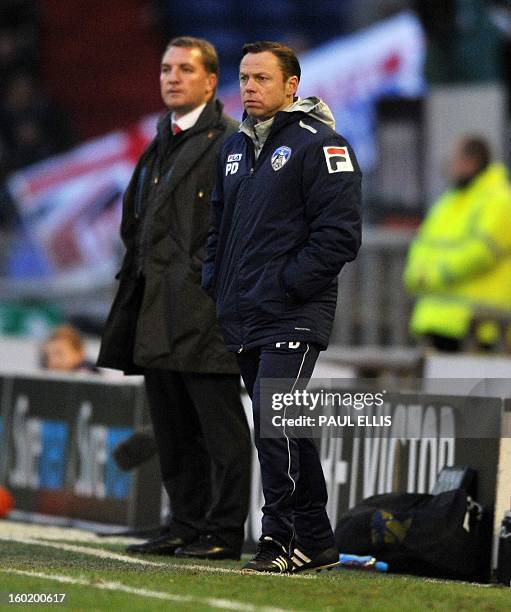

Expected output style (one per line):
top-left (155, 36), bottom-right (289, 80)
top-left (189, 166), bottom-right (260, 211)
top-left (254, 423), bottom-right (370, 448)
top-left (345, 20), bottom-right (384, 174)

top-left (227, 153), bottom-right (242, 162)
top-left (323, 146), bottom-right (354, 173)
top-left (225, 162), bottom-right (239, 175)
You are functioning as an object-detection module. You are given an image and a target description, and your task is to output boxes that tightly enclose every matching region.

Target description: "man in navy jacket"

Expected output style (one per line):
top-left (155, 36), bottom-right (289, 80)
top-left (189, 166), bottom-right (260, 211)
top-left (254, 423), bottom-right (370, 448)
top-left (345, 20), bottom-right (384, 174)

top-left (202, 41), bottom-right (362, 573)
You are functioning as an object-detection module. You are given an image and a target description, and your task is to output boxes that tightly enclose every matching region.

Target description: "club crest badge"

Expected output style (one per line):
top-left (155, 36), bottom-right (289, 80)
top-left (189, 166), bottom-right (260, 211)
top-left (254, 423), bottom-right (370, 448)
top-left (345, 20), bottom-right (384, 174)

top-left (271, 146), bottom-right (292, 171)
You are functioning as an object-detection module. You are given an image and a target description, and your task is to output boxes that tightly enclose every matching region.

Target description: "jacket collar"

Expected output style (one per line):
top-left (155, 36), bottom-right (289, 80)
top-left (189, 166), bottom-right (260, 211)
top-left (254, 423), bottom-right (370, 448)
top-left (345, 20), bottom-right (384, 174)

top-left (171, 103), bottom-right (207, 132)
top-left (239, 96), bottom-right (335, 140)
top-left (152, 99), bottom-right (227, 197)
top-left (157, 99), bottom-right (225, 141)
top-left (452, 163), bottom-right (509, 194)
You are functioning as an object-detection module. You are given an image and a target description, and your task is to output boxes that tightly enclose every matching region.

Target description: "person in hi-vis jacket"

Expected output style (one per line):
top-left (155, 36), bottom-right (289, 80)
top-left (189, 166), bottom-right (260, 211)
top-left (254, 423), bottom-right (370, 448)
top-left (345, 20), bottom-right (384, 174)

top-left (404, 136), bottom-right (511, 352)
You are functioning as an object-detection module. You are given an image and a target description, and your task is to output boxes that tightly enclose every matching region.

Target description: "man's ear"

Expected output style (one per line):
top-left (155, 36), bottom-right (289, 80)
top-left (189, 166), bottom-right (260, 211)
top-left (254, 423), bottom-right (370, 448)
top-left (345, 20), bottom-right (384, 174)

top-left (206, 73), bottom-right (218, 98)
top-left (286, 76), bottom-right (299, 98)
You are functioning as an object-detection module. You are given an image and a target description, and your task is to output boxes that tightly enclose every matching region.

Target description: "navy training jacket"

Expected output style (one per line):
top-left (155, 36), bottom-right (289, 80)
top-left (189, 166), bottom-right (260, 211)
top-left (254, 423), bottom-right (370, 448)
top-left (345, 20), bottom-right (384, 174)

top-left (202, 103), bottom-right (362, 353)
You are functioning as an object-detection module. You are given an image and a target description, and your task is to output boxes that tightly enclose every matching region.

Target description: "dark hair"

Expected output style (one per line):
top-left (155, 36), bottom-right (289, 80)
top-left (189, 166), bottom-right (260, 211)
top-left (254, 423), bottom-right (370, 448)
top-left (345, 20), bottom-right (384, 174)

top-left (461, 136), bottom-right (491, 171)
top-left (241, 41), bottom-right (301, 82)
top-left (165, 36), bottom-right (219, 76)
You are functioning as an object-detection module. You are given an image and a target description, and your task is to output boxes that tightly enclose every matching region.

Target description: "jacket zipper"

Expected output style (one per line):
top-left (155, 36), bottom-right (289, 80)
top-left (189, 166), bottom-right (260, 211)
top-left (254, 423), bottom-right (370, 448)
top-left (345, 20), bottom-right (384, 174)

top-left (233, 122), bottom-right (296, 352)
top-left (232, 133), bottom-right (277, 353)
top-left (234, 138), bottom-right (274, 351)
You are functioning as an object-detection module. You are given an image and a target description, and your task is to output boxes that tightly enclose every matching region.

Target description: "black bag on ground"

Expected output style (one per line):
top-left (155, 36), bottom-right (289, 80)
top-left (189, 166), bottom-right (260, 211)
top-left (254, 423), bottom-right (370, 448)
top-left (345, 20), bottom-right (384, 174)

top-left (335, 489), bottom-right (489, 581)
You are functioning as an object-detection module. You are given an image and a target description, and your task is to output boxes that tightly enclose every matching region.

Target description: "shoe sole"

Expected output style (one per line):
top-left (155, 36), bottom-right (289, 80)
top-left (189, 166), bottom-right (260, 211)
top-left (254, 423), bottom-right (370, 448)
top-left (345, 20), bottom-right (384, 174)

top-left (241, 568), bottom-right (289, 574)
top-left (126, 549), bottom-right (178, 556)
top-left (176, 554), bottom-right (241, 561)
top-left (293, 560), bottom-right (340, 574)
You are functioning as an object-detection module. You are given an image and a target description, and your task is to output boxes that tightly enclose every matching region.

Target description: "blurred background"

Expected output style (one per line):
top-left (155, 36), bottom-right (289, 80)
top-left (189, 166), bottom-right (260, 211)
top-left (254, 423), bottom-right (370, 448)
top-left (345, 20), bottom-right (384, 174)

top-left (1, 0), bottom-right (511, 363)
top-left (2, 0), bottom-right (511, 547)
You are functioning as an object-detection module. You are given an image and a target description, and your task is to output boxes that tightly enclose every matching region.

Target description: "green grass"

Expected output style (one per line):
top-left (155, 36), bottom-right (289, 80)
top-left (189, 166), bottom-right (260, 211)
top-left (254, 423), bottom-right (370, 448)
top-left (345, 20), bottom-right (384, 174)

top-left (0, 536), bottom-right (509, 611)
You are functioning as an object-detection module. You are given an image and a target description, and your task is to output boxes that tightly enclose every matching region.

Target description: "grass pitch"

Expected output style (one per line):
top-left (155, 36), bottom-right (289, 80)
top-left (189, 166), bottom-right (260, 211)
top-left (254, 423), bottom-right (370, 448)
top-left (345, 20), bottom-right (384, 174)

top-left (0, 521), bottom-right (509, 611)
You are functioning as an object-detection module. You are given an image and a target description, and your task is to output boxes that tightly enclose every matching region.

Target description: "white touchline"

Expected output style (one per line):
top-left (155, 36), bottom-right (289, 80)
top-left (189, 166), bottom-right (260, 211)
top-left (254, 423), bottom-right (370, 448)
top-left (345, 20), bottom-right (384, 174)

top-left (0, 520), bottom-right (139, 545)
top-left (0, 535), bottom-right (164, 568)
top-left (0, 568), bottom-right (289, 612)
top-left (0, 534), bottom-right (316, 580)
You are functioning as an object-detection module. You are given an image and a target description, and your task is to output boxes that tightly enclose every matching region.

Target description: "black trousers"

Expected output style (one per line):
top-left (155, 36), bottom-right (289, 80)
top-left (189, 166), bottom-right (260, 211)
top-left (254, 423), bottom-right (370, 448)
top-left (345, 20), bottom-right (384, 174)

top-left (237, 342), bottom-right (335, 554)
top-left (144, 369), bottom-right (251, 550)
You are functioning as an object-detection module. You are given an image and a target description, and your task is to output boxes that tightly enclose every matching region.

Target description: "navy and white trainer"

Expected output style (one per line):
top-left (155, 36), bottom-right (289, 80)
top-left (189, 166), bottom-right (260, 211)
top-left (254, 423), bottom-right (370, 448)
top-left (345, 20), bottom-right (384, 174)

top-left (242, 536), bottom-right (291, 573)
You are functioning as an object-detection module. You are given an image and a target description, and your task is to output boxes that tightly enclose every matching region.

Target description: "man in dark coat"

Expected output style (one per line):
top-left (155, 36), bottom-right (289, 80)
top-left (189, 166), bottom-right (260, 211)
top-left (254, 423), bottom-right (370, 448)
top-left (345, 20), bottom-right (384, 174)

top-left (97, 37), bottom-right (251, 560)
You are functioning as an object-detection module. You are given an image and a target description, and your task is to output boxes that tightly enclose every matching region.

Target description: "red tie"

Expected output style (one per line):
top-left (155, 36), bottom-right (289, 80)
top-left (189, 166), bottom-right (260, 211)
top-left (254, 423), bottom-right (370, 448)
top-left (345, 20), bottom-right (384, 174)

top-left (172, 122), bottom-right (182, 135)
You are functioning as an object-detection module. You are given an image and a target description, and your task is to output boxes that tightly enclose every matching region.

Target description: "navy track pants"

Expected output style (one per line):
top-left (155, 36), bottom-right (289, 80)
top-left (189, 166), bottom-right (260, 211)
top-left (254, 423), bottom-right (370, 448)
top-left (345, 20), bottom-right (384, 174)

top-left (237, 341), bottom-right (335, 553)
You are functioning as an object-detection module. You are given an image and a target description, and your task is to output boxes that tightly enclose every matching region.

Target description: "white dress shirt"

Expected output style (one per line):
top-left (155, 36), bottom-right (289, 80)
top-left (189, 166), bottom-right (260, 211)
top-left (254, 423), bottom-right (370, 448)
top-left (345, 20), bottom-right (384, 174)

top-left (171, 102), bottom-right (207, 133)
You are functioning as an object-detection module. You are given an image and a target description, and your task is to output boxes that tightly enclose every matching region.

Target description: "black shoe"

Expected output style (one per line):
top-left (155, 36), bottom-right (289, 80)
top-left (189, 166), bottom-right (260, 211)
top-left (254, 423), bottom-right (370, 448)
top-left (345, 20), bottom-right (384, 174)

top-left (242, 536), bottom-right (291, 573)
top-left (174, 534), bottom-right (241, 560)
top-left (126, 533), bottom-right (188, 555)
top-left (290, 546), bottom-right (339, 573)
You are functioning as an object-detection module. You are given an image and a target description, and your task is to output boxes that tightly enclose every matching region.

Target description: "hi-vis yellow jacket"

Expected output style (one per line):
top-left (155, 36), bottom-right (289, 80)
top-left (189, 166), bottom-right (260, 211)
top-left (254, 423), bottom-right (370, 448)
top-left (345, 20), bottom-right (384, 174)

top-left (404, 163), bottom-right (511, 341)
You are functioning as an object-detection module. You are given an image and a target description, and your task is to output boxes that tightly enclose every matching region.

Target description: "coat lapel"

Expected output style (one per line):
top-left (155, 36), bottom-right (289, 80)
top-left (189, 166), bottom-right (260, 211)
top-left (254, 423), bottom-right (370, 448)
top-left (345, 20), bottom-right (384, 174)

top-left (121, 100), bottom-right (228, 238)
top-left (162, 126), bottom-right (221, 196)
top-left (160, 100), bottom-right (227, 196)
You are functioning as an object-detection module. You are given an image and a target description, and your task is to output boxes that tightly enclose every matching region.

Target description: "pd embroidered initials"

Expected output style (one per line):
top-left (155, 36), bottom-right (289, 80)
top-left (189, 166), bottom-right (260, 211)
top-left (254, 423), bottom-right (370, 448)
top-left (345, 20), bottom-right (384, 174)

top-left (225, 162), bottom-right (239, 175)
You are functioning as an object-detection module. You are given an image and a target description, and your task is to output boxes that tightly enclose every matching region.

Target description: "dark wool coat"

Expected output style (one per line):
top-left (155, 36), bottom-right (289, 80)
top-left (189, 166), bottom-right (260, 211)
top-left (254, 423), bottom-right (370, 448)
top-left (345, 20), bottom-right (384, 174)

top-left (97, 100), bottom-right (239, 374)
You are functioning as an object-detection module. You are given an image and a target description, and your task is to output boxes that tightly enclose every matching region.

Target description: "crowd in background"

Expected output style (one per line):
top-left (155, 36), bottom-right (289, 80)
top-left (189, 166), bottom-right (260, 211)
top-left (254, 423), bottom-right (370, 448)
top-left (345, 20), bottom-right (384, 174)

top-left (2, 0), bottom-right (511, 351)
top-left (154, 0), bottom-right (410, 84)
top-left (0, 2), bottom-right (73, 174)
top-left (0, 0), bottom-right (410, 232)
top-left (0, 0), bottom-right (411, 184)
top-left (2, 0), bottom-right (511, 183)
top-left (0, 0), bottom-right (73, 229)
